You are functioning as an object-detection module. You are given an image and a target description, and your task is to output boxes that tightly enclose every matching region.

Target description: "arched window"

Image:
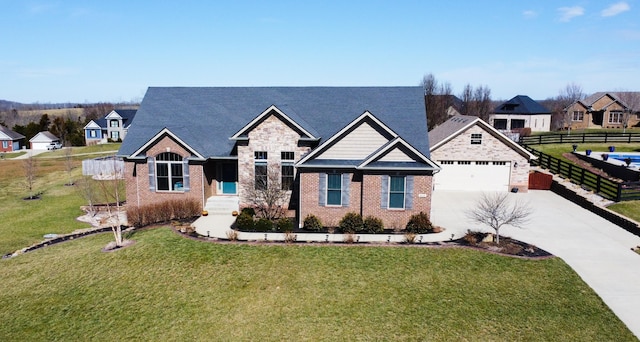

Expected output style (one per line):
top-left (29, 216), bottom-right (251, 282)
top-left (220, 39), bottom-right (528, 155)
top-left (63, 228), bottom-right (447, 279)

top-left (148, 152), bottom-right (189, 192)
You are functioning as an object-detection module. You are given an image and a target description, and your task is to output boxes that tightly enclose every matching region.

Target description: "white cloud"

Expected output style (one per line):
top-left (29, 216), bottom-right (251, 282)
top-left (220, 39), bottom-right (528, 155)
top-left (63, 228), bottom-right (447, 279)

top-left (523, 10), bottom-right (537, 19)
top-left (557, 6), bottom-right (585, 22)
top-left (601, 2), bottom-right (630, 17)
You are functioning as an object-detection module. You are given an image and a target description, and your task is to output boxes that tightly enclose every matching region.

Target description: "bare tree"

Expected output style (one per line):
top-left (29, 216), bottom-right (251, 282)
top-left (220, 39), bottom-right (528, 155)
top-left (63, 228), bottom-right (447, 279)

top-left (616, 91), bottom-right (640, 133)
top-left (556, 83), bottom-right (585, 134)
top-left (23, 155), bottom-right (37, 199)
top-left (75, 176), bottom-right (99, 219)
top-left (459, 84), bottom-right (492, 121)
top-left (243, 163), bottom-right (289, 220)
top-left (64, 145), bottom-right (74, 186)
top-left (421, 73), bottom-right (455, 130)
top-left (466, 193), bottom-right (532, 244)
top-left (95, 159), bottom-right (126, 247)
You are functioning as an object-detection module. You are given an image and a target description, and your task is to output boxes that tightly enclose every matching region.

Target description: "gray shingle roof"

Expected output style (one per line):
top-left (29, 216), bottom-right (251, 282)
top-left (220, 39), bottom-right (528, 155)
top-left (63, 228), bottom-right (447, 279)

top-left (118, 87), bottom-right (429, 158)
top-left (0, 125), bottom-right (25, 140)
top-left (581, 92), bottom-right (640, 111)
top-left (428, 115), bottom-right (479, 147)
top-left (493, 95), bottom-right (550, 115)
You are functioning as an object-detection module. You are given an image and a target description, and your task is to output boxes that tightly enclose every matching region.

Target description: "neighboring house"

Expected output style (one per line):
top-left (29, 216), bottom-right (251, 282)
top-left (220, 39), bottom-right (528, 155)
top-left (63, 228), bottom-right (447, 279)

top-left (29, 131), bottom-right (60, 150)
top-left (0, 126), bottom-right (25, 152)
top-left (490, 95), bottom-right (551, 132)
top-left (84, 109), bottom-right (137, 145)
top-left (563, 92), bottom-right (640, 130)
top-left (429, 115), bottom-right (536, 192)
top-left (117, 87), bottom-right (440, 229)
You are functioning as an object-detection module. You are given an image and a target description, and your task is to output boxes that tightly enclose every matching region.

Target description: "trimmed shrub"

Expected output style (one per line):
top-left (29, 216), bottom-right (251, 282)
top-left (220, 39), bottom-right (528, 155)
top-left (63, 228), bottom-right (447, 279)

top-left (405, 211), bottom-right (434, 234)
top-left (241, 207), bottom-right (256, 217)
top-left (364, 216), bottom-right (384, 234)
top-left (254, 218), bottom-right (274, 232)
top-left (235, 212), bottom-right (254, 231)
top-left (303, 214), bottom-right (322, 231)
top-left (276, 217), bottom-right (294, 233)
top-left (339, 212), bottom-right (364, 234)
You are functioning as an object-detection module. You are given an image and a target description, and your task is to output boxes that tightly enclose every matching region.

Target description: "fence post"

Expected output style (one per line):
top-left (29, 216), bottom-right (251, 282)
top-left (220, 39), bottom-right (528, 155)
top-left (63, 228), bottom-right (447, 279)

top-left (617, 183), bottom-right (623, 202)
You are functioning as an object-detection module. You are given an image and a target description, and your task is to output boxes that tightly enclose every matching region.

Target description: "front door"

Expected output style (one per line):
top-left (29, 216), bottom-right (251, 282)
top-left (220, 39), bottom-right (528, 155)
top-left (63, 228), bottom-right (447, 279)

top-left (221, 163), bottom-right (237, 194)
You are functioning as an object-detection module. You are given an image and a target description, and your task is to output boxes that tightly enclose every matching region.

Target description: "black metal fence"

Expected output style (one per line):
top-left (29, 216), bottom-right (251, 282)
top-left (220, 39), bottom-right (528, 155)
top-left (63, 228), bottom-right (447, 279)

top-left (520, 132), bottom-right (640, 145)
top-left (520, 135), bottom-right (640, 202)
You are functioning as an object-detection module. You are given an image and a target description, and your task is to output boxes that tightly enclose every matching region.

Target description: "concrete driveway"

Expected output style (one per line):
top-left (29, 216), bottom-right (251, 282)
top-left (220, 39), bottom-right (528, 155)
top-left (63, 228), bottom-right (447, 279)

top-left (431, 190), bottom-right (640, 339)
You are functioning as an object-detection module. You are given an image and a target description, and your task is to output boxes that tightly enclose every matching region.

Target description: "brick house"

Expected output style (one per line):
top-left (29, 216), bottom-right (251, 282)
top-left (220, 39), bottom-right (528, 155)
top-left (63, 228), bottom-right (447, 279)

top-left (117, 87), bottom-right (440, 229)
top-left (0, 126), bottom-right (25, 152)
top-left (429, 115), bottom-right (535, 192)
top-left (563, 92), bottom-right (640, 130)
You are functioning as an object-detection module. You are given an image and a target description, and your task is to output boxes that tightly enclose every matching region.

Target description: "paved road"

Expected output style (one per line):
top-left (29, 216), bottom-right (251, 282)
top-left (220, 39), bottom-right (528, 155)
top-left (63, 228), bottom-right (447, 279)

top-left (431, 190), bottom-right (640, 339)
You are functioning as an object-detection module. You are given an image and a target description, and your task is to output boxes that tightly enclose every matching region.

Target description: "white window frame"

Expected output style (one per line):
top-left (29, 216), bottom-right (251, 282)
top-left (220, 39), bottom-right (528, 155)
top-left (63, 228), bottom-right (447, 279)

top-left (387, 175), bottom-right (406, 209)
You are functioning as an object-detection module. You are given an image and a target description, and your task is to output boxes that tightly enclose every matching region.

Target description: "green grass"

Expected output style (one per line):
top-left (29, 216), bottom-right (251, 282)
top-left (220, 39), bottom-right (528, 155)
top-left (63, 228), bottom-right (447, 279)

top-left (37, 143), bottom-right (121, 159)
top-left (1, 151), bottom-right (27, 159)
top-left (0, 228), bottom-right (635, 341)
top-left (608, 201), bottom-right (640, 222)
top-left (0, 145), bottom-right (121, 255)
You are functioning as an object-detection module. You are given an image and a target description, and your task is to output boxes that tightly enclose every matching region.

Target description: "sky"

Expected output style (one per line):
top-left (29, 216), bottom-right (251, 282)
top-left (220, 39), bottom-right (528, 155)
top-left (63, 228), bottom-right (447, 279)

top-left (0, 1), bottom-right (638, 104)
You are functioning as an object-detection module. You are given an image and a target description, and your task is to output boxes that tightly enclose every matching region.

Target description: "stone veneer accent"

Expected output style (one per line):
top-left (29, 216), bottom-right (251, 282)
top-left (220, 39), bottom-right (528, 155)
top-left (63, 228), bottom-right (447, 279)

top-left (237, 114), bottom-right (311, 207)
top-left (299, 172), bottom-right (433, 230)
top-left (124, 136), bottom-right (204, 208)
top-left (430, 125), bottom-right (530, 192)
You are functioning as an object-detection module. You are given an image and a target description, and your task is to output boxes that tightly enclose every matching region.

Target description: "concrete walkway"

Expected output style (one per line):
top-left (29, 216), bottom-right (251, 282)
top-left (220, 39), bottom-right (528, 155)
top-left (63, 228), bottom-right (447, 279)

top-left (431, 190), bottom-right (640, 339)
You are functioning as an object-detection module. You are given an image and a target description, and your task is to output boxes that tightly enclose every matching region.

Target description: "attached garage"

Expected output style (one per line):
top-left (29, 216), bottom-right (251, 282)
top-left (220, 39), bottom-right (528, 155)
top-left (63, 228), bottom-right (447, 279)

top-left (434, 161), bottom-right (511, 191)
top-left (428, 115), bottom-right (536, 192)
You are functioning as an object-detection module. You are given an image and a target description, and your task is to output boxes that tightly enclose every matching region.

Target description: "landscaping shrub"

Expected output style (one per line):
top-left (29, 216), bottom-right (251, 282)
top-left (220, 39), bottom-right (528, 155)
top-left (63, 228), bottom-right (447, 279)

top-left (226, 230), bottom-right (239, 241)
top-left (254, 218), bottom-right (274, 232)
top-left (303, 214), bottom-right (322, 231)
top-left (240, 207), bottom-right (256, 217)
top-left (276, 217), bottom-right (293, 233)
top-left (404, 232), bottom-right (417, 244)
top-left (339, 212), bottom-right (364, 233)
top-left (235, 212), bottom-right (254, 231)
top-left (463, 230), bottom-right (487, 246)
top-left (283, 231), bottom-right (297, 243)
top-left (126, 199), bottom-right (201, 227)
top-left (343, 232), bottom-right (356, 244)
top-left (405, 211), bottom-right (433, 234)
top-left (364, 215), bottom-right (384, 234)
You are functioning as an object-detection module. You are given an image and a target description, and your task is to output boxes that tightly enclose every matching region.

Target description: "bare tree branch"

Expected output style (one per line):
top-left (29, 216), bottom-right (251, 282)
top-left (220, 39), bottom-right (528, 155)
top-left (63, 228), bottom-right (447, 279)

top-left (466, 192), bottom-right (532, 243)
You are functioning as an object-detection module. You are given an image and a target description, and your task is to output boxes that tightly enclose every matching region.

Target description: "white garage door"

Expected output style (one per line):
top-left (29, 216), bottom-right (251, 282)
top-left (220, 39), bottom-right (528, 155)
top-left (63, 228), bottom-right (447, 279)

top-left (434, 161), bottom-right (511, 191)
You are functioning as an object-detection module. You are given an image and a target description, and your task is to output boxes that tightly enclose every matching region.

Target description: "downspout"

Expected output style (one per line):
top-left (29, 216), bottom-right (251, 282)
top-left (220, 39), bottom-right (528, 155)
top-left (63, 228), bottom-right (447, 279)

top-left (201, 164), bottom-right (205, 210)
top-left (360, 172), bottom-right (364, 218)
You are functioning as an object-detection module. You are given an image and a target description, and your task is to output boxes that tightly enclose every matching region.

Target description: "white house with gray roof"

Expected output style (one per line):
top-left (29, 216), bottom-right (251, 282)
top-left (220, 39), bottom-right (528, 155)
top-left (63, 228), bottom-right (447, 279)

top-left (118, 87), bottom-right (440, 230)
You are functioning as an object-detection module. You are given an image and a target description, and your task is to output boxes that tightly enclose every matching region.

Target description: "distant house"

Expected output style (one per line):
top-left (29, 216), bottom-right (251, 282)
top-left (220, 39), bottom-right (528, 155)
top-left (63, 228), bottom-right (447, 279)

top-left (117, 87), bottom-right (440, 231)
top-left (490, 95), bottom-right (551, 132)
top-left (29, 131), bottom-right (60, 150)
top-left (0, 126), bottom-right (25, 152)
top-left (563, 92), bottom-right (640, 130)
top-left (429, 115), bottom-right (535, 192)
top-left (84, 109), bottom-right (137, 145)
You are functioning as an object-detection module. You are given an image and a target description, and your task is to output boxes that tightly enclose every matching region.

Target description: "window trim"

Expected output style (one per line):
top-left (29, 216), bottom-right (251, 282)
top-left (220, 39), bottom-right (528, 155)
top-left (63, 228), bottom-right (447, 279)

top-left (609, 111), bottom-right (623, 124)
top-left (470, 133), bottom-right (482, 145)
top-left (326, 173), bottom-right (342, 206)
top-left (281, 151), bottom-right (294, 191)
top-left (572, 111), bottom-right (584, 121)
top-left (388, 175), bottom-right (406, 209)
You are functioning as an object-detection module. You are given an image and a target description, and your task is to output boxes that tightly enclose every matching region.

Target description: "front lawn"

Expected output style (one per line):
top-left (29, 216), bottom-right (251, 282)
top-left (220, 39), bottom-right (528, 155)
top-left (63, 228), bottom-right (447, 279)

top-left (0, 228), bottom-right (635, 341)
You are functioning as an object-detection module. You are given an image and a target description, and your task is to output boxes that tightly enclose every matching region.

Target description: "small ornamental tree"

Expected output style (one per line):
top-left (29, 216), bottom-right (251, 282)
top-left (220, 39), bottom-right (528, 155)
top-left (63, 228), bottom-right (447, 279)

top-left (466, 192), bottom-right (532, 244)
